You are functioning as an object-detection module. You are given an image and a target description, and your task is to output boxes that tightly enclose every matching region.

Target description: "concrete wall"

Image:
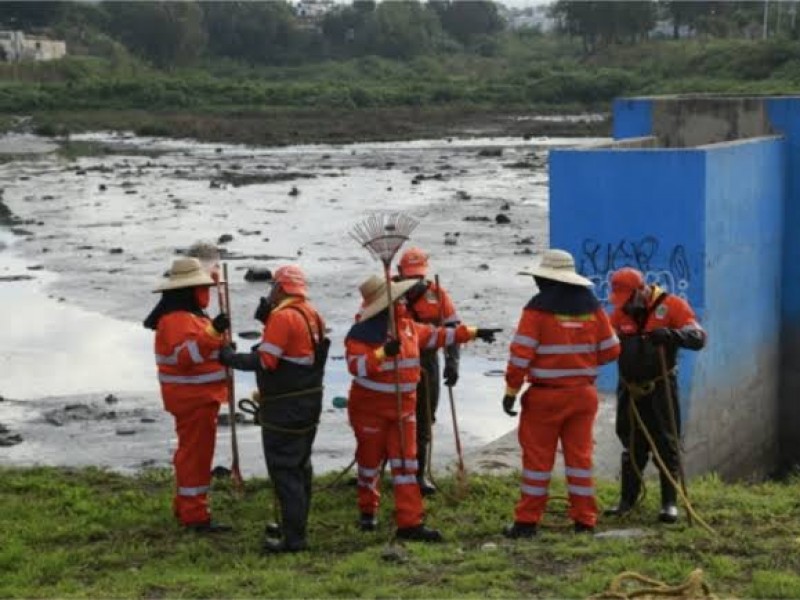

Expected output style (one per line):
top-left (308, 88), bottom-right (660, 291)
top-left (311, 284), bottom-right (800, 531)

top-left (549, 123), bottom-right (785, 479)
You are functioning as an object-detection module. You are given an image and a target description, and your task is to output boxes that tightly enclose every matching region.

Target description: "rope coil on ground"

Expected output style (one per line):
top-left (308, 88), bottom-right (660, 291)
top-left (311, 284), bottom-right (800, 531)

top-left (589, 569), bottom-right (718, 600)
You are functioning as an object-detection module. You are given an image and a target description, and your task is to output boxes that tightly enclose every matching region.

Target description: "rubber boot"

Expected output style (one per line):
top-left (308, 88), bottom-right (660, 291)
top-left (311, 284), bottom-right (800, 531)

top-left (396, 524), bottom-right (444, 543)
top-left (604, 451), bottom-right (640, 517)
top-left (658, 470), bottom-right (679, 524)
top-left (573, 522), bottom-right (595, 534)
top-left (416, 438), bottom-right (437, 497)
top-left (359, 512), bottom-right (378, 532)
top-left (185, 520), bottom-right (232, 534)
top-left (503, 522), bottom-right (537, 539)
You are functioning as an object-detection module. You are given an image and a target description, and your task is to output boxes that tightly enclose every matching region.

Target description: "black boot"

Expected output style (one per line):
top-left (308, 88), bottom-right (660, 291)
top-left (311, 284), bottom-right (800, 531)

top-left (261, 538), bottom-right (308, 555)
top-left (417, 476), bottom-right (437, 497)
top-left (359, 512), bottom-right (378, 532)
top-left (658, 469), bottom-right (679, 524)
top-left (605, 451), bottom-right (640, 517)
top-left (503, 522), bottom-right (537, 539)
top-left (185, 520), bottom-right (232, 534)
top-left (574, 522), bottom-right (595, 534)
top-left (416, 436), bottom-right (437, 497)
top-left (264, 522), bottom-right (282, 538)
top-left (396, 524), bottom-right (444, 543)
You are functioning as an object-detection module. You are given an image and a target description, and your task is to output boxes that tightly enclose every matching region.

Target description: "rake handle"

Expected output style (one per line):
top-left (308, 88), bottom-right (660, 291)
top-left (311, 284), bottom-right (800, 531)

top-left (219, 263), bottom-right (244, 493)
top-left (383, 263), bottom-right (409, 475)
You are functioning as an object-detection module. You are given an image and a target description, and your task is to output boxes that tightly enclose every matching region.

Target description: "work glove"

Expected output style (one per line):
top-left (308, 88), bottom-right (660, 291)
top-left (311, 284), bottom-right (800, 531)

top-left (218, 344), bottom-right (237, 366)
top-left (254, 296), bottom-right (273, 323)
top-left (218, 344), bottom-right (258, 371)
top-left (212, 313), bottom-right (231, 334)
top-left (476, 328), bottom-right (502, 343)
top-left (502, 394), bottom-right (518, 417)
top-left (648, 328), bottom-right (674, 346)
top-left (383, 338), bottom-right (401, 357)
top-left (443, 360), bottom-right (459, 387)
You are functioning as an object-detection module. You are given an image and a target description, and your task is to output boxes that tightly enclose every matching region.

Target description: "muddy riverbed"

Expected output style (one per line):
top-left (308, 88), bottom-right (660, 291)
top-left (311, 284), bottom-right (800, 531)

top-left (0, 131), bottom-right (621, 477)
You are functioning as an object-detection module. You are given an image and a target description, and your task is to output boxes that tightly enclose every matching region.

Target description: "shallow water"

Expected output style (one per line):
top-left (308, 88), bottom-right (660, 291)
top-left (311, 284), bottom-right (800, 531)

top-left (0, 132), bottom-right (614, 474)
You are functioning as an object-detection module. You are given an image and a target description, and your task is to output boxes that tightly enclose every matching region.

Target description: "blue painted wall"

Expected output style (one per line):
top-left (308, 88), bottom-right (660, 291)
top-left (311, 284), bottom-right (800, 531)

top-left (550, 148), bottom-right (705, 398)
top-left (550, 98), bottom-right (787, 476)
top-left (612, 98), bottom-right (653, 140)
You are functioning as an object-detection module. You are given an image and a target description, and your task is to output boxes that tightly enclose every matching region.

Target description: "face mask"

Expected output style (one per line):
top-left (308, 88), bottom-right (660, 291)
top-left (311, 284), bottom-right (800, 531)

top-left (194, 286), bottom-right (210, 309)
top-left (622, 290), bottom-right (646, 317)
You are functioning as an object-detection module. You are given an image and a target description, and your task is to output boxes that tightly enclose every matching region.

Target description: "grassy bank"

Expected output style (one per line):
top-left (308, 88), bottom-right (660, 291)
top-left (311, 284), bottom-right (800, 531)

top-left (2, 467), bottom-right (800, 598)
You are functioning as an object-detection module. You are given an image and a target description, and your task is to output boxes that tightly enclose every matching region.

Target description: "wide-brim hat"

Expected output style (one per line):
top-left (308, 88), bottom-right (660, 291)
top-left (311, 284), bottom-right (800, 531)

top-left (518, 248), bottom-right (593, 287)
top-left (154, 257), bottom-right (215, 292)
top-left (359, 274), bottom-right (418, 321)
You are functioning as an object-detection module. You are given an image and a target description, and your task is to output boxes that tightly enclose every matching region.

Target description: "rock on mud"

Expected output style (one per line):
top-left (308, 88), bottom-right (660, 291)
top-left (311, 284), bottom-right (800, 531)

top-left (217, 234), bottom-right (234, 245)
top-left (495, 214), bottom-right (511, 225)
top-left (244, 267), bottom-right (272, 282)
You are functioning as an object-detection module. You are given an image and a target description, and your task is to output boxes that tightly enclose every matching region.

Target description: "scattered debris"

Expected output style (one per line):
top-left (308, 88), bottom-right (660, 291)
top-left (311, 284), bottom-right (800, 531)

top-left (594, 528), bottom-right (649, 540)
top-left (464, 216), bottom-right (491, 222)
top-left (516, 236), bottom-right (535, 245)
top-left (500, 202), bottom-right (511, 211)
top-left (98, 184), bottom-right (107, 191)
top-left (503, 161), bottom-right (535, 169)
top-left (238, 331), bottom-right (261, 340)
top-left (211, 172), bottom-right (314, 188)
top-left (289, 186), bottom-right (300, 196)
top-left (217, 234), bottom-right (234, 245)
top-left (109, 247), bottom-right (124, 254)
top-left (477, 148), bottom-right (503, 158)
top-left (140, 417), bottom-right (157, 424)
top-left (495, 214), bottom-right (511, 225)
top-left (481, 542), bottom-right (498, 551)
top-left (479, 264), bottom-right (490, 271)
top-left (116, 428), bottom-right (137, 436)
top-left (456, 190), bottom-right (471, 201)
top-left (0, 275), bottom-right (34, 282)
top-left (244, 267), bottom-right (272, 282)
top-left (0, 429), bottom-right (23, 447)
top-left (104, 394), bottom-right (119, 405)
top-left (27, 265), bottom-right (44, 271)
top-left (237, 229), bottom-right (261, 236)
top-left (381, 545), bottom-right (409, 563)
top-left (444, 232), bottom-right (460, 246)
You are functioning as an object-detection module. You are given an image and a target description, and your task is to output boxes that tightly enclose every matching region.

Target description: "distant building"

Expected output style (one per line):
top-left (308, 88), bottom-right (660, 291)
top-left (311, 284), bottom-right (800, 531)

top-left (506, 6), bottom-right (557, 33)
top-left (0, 31), bottom-right (66, 62)
top-left (295, 0), bottom-right (335, 21)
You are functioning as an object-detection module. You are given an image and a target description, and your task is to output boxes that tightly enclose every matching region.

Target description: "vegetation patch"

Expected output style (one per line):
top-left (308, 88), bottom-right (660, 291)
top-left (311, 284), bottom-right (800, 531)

top-left (2, 467), bottom-right (800, 598)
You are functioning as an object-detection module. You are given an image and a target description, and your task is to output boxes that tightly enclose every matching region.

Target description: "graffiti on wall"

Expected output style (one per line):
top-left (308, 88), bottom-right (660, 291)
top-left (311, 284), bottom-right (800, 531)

top-left (579, 235), bottom-right (691, 302)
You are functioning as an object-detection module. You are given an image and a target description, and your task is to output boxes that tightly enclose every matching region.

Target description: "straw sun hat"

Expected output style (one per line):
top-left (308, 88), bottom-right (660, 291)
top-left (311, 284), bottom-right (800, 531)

top-left (359, 274), bottom-right (418, 321)
top-left (518, 249), bottom-right (593, 287)
top-left (154, 257), bottom-right (215, 292)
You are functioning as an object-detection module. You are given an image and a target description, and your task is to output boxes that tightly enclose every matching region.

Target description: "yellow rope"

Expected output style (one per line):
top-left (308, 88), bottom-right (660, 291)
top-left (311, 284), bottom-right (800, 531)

top-left (589, 569), bottom-right (718, 600)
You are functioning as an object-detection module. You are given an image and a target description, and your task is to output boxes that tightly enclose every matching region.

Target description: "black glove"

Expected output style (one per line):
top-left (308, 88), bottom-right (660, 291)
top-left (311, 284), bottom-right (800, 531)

top-left (383, 338), bottom-right (401, 357)
top-left (443, 361), bottom-right (459, 387)
top-left (218, 344), bottom-right (258, 371)
top-left (503, 394), bottom-right (518, 416)
top-left (212, 313), bottom-right (230, 334)
top-left (254, 296), bottom-right (273, 323)
top-left (648, 328), bottom-right (674, 346)
top-left (476, 328), bottom-right (502, 343)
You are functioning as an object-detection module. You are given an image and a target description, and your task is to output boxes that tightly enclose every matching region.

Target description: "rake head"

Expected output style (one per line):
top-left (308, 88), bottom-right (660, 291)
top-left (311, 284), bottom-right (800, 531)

top-left (350, 212), bottom-right (419, 266)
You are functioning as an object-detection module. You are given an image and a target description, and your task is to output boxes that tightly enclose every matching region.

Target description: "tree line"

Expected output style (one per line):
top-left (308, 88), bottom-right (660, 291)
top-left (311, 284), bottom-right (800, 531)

top-left (1, 1), bottom-right (796, 69)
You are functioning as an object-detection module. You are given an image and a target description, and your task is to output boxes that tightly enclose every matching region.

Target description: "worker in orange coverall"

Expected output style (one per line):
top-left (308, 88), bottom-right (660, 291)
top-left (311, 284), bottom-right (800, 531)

top-left (345, 274), bottom-right (499, 542)
top-left (144, 257), bottom-right (231, 533)
top-left (395, 246), bottom-right (462, 496)
top-left (502, 249), bottom-right (620, 538)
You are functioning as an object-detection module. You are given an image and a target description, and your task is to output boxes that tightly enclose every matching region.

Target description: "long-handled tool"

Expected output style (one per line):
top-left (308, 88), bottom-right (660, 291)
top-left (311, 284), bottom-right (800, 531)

top-left (657, 345), bottom-right (691, 525)
top-left (435, 274), bottom-right (468, 498)
top-left (350, 212), bottom-right (419, 472)
top-left (217, 263), bottom-right (244, 494)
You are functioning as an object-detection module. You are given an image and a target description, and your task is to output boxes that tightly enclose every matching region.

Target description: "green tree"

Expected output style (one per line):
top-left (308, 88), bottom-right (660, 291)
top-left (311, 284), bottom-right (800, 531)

top-left (552, 0), bottom-right (656, 52)
top-left (0, 2), bottom-right (65, 29)
top-left (104, 1), bottom-right (207, 68)
top-left (433, 0), bottom-right (505, 45)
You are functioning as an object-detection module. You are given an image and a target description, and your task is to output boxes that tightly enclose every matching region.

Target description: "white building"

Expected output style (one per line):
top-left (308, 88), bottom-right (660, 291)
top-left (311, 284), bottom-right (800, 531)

top-left (0, 31), bottom-right (66, 63)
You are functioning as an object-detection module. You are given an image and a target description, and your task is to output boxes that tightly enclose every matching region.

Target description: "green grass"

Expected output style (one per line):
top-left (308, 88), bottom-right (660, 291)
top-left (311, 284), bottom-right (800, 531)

top-left (2, 467), bottom-right (800, 598)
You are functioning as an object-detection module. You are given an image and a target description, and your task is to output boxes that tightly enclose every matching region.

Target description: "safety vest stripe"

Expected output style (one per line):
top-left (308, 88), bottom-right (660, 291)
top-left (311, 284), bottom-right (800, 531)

top-left (509, 355), bottom-right (530, 368)
top-left (537, 343), bottom-right (597, 355)
top-left (513, 334), bottom-right (539, 348)
top-left (425, 331), bottom-right (438, 349)
top-left (522, 469), bottom-right (551, 481)
top-left (567, 484), bottom-right (594, 496)
top-left (379, 358), bottom-right (421, 371)
top-left (258, 342), bottom-right (283, 357)
top-left (530, 367), bottom-right (598, 379)
top-left (520, 484), bottom-right (548, 496)
top-left (282, 355), bottom-right (314, 366)
top-left (565, 467), bottom-right (592, 478)
top-left (445, 328), bottom-right (456, 346)
top-left (598, 335), bottom-right (620, 350)
top-left (358, 466), bottom-right (379, 478)
top-left (354, 378), bottom-right (416, 394)
top-left (357, 480), bottom-right (376, 489)
top-left (393, 474), bottom-right (417, 486)
top-left (389, 458), bottom-right (419, 470)
top-left (681, 322), bottom-right (704, 333)
top-left (178, 485), bottom-right (209, 497)
top-left (155, 340), bottom-right (204, 366)
top-left (158, 370), bottom-right (227, 385)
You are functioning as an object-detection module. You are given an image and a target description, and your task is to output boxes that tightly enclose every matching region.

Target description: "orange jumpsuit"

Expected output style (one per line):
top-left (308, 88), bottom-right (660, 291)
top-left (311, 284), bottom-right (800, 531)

top-left (345, 312), bottom-right (475, 527)
top-left (155, 311), bottom-right (226, 526)
top-left (505, 306), bottom-right (620, 527)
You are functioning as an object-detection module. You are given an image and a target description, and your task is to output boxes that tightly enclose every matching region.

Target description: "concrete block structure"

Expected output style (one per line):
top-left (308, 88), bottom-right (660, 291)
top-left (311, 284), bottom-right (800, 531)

top-left (0, 31), bottom-right (66, 63)
top-left (549, 95), bottom-right (800, 479)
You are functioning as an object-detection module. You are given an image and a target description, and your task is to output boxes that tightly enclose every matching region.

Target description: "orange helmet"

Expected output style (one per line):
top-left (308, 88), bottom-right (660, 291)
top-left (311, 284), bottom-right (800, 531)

top-left (274, 264), bottom-right (307, 297)
top-left (610, 267), bottom-right (644, 307)
top-left (398, 247), bottom-right (428, 278)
